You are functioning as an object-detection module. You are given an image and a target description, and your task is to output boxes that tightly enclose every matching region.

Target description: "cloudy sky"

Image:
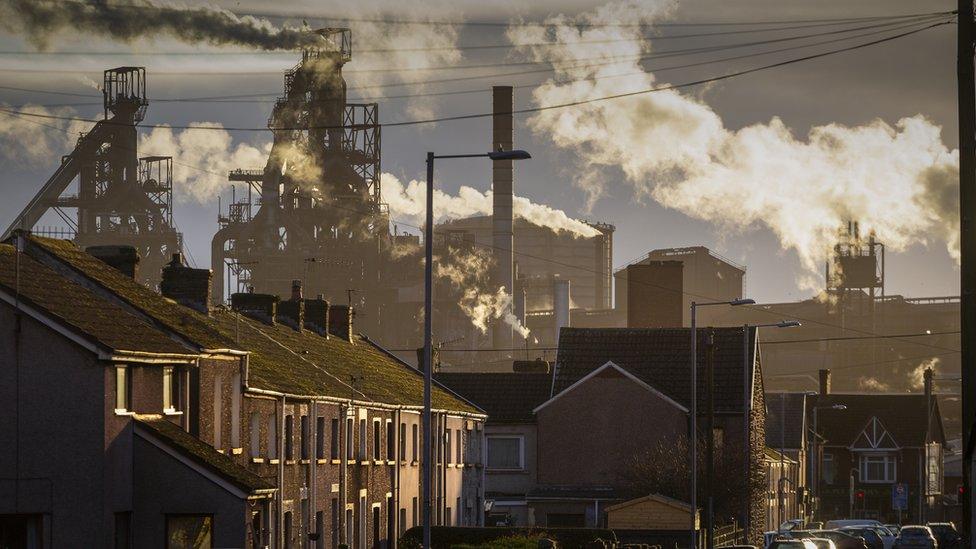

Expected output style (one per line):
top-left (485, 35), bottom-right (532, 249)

top-left (0, 0), bottom-right (959, 303)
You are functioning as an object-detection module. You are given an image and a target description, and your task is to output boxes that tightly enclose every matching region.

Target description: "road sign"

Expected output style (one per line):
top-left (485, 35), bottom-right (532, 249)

top-left (892, 483), bottom-right (909, 511)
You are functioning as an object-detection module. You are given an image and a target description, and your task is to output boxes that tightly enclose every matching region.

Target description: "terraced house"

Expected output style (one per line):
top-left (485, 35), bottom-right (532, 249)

top-left (0, 233), bottom-right (486, 548)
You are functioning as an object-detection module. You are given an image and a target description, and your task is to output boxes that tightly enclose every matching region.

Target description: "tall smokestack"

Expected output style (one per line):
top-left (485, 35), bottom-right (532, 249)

top-left (492, 85), bottom-right (515, 350)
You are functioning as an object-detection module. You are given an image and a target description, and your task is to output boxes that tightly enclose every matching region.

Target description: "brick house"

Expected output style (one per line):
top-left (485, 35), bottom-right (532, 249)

top-left (0, 233), bottom-right (485, 548)
top-left (765, 392), bottom-right (811, 526)
top-left (810, 370), bottom-right (945, 524)
top-left (435, 362), bottom-right (553, 527)
top-left (527, 327), bottom-right (768, 542)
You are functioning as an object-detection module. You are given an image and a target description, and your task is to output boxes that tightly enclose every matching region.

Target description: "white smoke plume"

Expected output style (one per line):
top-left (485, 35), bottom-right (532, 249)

top-left (911, 357), bottom-right (940, 390)
top-left (435, 246), bottom-right (531, 338)
top-left (0, 0), bottom-right (320, 51)
top-left (138, 123), bottom-right (270, 204)
top-left (858, 376), bottom-right (891, 392)
top-left (381, 172), bottom-right (600, 238)
top-left (507, 1), bottom-right (959, 286)
top-left (0, 105), bottom-right (90, 166)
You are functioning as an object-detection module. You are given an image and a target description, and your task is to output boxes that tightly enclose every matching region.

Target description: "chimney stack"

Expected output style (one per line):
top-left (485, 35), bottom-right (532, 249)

top-left (416, 346), bottom-right (441, 373)
top-left (924, 367), bottom-right (934, 398)
top-left (160, 253), bottom-right (212, 313)
top-left (818, 369), bottom-right (831, 396)
top-left (329, 305), bottom-right (354, 342)
top-left (276, 280), bottom-right (305, 331)
top-left (492, 85), bottom-right (515, 350)
top-left (231, 292), bottom-right (279, 325)
top-left (303, 295), bottom-right (330, 336)
top-left (86, 245), bottom-right (140, 279)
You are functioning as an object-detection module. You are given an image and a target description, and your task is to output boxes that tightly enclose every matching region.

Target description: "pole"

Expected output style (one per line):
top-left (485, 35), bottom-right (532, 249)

top-left (780, 395), bottom-right (786, 528)
top-left (690, 302), bottom-right (698, 549)
top-left (706, 329), bottom-right (715, 549)
top-left (423, 152), bottom-right (434, 549)
top-left (742, 325), bottom-right (750, 543)
top-left (812, 406), bottom-right (819, 521)
top-left (959, 0), bottom-right (976, 539)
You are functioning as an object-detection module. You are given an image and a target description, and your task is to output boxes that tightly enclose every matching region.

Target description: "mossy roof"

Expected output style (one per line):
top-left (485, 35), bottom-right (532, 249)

top-left (135, 414), bottom-right (275, 493)
top-left (29, 235), bottom-right (480, 414)
top-left (0, 244), bottom-right (188, 355)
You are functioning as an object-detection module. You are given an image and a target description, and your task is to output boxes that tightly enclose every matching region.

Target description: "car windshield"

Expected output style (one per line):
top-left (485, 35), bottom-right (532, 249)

top-left (900, 527), bottom-right (928, 536)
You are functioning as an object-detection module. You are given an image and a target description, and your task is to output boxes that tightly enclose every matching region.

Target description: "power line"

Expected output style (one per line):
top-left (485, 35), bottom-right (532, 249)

top-left (0, 19), bottom-right (952, 132)
top-left (767, 350), bottom-right (961, 377)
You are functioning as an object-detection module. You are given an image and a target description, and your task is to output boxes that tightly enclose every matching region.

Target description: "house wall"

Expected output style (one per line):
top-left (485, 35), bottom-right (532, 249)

top-left (819, 445), bottom-right (927, 524)
top-left (484, 422), bottom-right (536, 526)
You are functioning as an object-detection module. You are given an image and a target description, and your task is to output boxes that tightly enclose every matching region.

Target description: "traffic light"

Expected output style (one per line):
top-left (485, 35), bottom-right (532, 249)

top-left (856, 490), bottom-right (865, 501)
top-left (959, 484), bottom-right (965, 498)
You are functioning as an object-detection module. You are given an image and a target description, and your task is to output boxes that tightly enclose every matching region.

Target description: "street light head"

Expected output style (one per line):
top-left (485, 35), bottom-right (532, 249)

top-left (729, 298), bottom-right (756, 306)
top-left (776, 320), bottom-right (802, 328)
top-left (488, 149), bottom-right (532, 161)
top-left (832, 404), bottom-right (848, 410)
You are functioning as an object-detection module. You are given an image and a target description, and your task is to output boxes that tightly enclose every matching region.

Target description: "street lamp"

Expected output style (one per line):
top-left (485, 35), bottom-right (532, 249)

top-left (741, 320), bottom-right (800, 542)
top-left (422, 149), bottom-right (531, 549)
top-left (690, 297), bottom-right (754, 549)
top-left (811, 402), bottom-right (847, 521)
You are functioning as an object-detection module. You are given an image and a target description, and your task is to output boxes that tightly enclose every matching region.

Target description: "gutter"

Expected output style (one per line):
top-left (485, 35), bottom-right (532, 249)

top-left (244, 386), bottom-right (486, 420)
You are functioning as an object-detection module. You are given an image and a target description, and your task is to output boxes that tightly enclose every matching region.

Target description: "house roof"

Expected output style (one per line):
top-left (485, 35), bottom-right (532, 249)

top-left (766, 392), bottom-right (808, 450)
top-left (134, 415), bottom-right (275, 494)
top-left (21, 235), bottom-right (480, 414)
top-left (606, 493), bottom-right (692, 513)
top-left (435, 371), bottom-right (551, 423)
top-left (810, 393), bottom-right (945, 448)
top-left (553, 327), bottom-right (757, 412)
top-left (0, 243), bottom-right (189, 356)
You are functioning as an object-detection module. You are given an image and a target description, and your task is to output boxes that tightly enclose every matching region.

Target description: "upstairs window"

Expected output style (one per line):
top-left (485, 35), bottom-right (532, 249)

top-left (860, 454), bottom-right (897, 483)
top-left (330, 418), bottom-right (340, 460)
top-left (411, 424), bottom-right (419, 462)
top-left (372, 420), bottom-right (382, 461)
top-left (316, 416), bottom-right (326, 460)
top-left (358, 419), bottom-right (367, 460)
top-left (486, 436), bottom-right (523, 470)
top-left (162, 366), bottom-right (180, 413)
top-left (115, 366), bottom-right (131, 413)
top-left (284, 415), bottom-right (294, 461)
top-left (399, 423), bottom-right (407, 461)
top-left (387, 421), bottom-right (396, 461)
top-left (249, 412), bottom-right (261, 458)
top-left (267, 414), bottom-right (278, 460)
top-left (300, 416), bottom-right (309, 461)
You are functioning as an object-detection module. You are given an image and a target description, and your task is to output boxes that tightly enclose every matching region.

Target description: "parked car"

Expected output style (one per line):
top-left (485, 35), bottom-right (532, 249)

top-left (807, 538), bottom-right (838, 549)
top-left (839, 527), bottom-right (885, 549)
top-left (873, 526), bottom-right (896, 549)
top-left (884, 525), bottom-right (902, 536)
top-left (768, 540), bottom-right (818, 549)
top-left (790, 530), bottom-right (869, 549)
top-left (893, 525), bottom-right (937, 549)
top-left (926, 522), bottom-right (962, 549)
top-left (828, 520), bottom-right (884, 530)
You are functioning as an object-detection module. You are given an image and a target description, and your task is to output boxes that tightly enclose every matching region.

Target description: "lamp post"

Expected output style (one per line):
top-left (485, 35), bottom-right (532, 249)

top-left (742, 320), bottom-right (800, 542)
top-left (811, 403), bottom-right (847, 520)
top-left (690, 297), bottom-right (754, 549)
top-left (422, 149), bottom-right (531, 549)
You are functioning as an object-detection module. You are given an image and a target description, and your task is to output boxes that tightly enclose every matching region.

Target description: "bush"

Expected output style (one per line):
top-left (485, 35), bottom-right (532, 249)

top-left (400, 526), bottom-right (616, 549)
top-left (451, 534), bottom-right (549, 549)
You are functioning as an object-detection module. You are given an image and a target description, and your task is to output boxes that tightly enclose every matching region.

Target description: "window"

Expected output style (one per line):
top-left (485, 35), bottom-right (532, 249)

top-left (373, 420), bottom-right (382, 461)
top-left (283, 511), bottom-right (293, 549)
top-left (267, 414), bottom-right (278, 460)
top-left (412, 497), bottom-right (418, 527)
top-left (411, 424), bottom-right (418, 462)
top-left (860, 454), bottom-right (897, 483)
top-left (358, 496), bottom-right (366, 549)
top-left (163, 366), bottom-right (178, 413)
top-left (166, 514), bottom-right (213, 549)
top-left (316, 416), bottom-right (326, 460)
top-left (358, 419), bottom-right (367, 460)
top-left (285, 415), bottom-right (294, 461)
top-left (446, 430), bottom-right (453, 465)
top-left (115, 366), bottom-right (130, 412)
top-left (346, 418), bottom-right (355, 460)
top-left (213, 378), bottom-right (222, 449)
top-left (926, 442), bottom-right (943, 495)
top-left (315, 511), bottom-right (324, 549)
top-left (486, 436), bottom-right (523, 470)
top-left (300, 415), bottom-right (309, 460)
top-left (399, 508), bottom-right (406, 536)
top-left (371, 505), bottom-right (380, 549)
top-left (249, 412), bottom-right (261, 458)
top-left (456, 429), bottom-right (462, 465)
top-left (331, 499), bottom-right (339, 549)
top-left (230, 372), bottom-right (241, 448)
top-left (344, 508), bottom-right (354, 548)
top-left (331, 418), bottom-right (340, 460)
top-left (399, 423), bottom-right (407, 461)
top-left (822, 451), bottom-right (836, 484)
top-left (387, 421), bottom-right (395, 461)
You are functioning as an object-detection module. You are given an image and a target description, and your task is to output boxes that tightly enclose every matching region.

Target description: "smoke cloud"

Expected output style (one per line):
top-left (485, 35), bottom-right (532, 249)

top-left (0, 0), bottom-right (320, 51)
top-left (0, 105), bottom-right (90, 166)
top-left (381, 173), bottom-right (600, 238)
top-left (507, 1), bottom-right (959, 286)
top-left (138, 123), bottom-right (270, 204)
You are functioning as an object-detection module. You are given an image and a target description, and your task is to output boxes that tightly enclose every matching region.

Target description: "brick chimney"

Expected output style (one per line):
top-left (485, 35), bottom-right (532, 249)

top-left (416, 346), bottom-right (440, 373)
top-left (86, 245), bottom-right (140, 279)
top-left (231, 292), bottom-right (279, 325)
top-left (328, 305), bottom-right (353, 342)
top-left (303, 295), bottom-right (330, 336)
top-left (818, 369), bottom-right (831, 396)
top-left (276, 280), bottom-right (305, 331)
top-left (160, 253), bottom-right (212, 313)
top-left (924, 367), bottom-right (933, 398)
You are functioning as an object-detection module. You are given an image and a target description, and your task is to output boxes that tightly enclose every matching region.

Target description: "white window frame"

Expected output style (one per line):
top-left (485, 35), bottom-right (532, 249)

top-left (859, 453), bottom-right (897, 483)
top-left (486, 435), bottom-right (525, 471)
top-left (250, 412), bottom-right (261, 458)
top-left (114, 365), bottom-right (131, 414)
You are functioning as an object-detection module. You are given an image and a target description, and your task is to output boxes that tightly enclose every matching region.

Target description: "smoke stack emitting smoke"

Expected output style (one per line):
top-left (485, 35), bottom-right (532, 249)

top-left (0, 0), bottom-right (319, 50)
top-left (508, 0), bottom-right (960, 288)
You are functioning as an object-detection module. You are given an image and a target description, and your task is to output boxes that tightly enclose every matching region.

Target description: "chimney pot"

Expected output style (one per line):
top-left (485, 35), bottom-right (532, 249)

top-left (328, 305), bottom-right (354, 342)
top-left (819, 368), bottom-right (831, 396)
top-left (291, 279), bottom-right (303, 302)
top-left (86, 245), bottom-right (140, 279)
top-left (302, 297), bottom-right (330, 336)
top-left (924, 367), bottom-right (934, 397)
top-left (231, 292), bottom-right (279, 325)
top-left (160, 258), bottom-right (212, 314)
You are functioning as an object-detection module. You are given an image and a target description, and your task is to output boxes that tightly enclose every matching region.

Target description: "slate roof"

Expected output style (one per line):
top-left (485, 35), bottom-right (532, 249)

top-left (435, 372), bottom-right (552, 423)
top-left (553, 327), bottom-right (757, 412)
top-left (0, 243), bottom-right (190, 355)
top-left (20, 235), bottom-right (480, 414)
top-left (134, 415), bottom-right (275, 494)
top-left (810, 393), bottom-right (945, 448)
top-left (766, 392), bottom-right (808, 450)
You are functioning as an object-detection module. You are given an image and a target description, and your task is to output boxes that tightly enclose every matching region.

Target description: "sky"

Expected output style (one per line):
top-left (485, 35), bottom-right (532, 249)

top-left (0, 0), bottom-right (960, 304)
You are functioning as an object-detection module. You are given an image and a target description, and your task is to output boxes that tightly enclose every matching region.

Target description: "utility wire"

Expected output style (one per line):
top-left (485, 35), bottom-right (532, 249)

top-left (0, 19), bottom-right (952, 132)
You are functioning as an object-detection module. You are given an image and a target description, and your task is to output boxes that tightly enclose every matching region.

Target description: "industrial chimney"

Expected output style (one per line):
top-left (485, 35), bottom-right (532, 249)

top-left (554, 278), bottom-right (571, 338)
top-left (492, 85), bottom-right (515, 350)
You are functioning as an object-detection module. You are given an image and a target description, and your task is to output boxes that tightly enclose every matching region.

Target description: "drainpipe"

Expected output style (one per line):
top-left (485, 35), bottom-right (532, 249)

top-left (309, 401), bottom-right (316, 547)
top-left (480, 422), bottom-right (486, 527)
top-left (393, 409), bottom-right (401, 549)
top-left (341, 401), bottom-right (349, 545)
top-left (278, 395), bottom-right (286, 549)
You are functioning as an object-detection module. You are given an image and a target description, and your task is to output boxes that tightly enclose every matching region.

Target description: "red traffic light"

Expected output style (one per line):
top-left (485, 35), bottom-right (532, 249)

top-left (959, 485), bottom-right (965, 497)
top-left (855, 490), bottom-right (865, 500)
